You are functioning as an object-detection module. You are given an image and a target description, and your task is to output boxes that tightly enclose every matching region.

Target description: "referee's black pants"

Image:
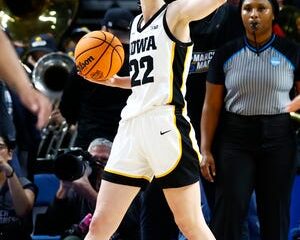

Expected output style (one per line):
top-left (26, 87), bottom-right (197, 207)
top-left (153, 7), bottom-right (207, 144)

top-left (211, 112), bottom-right (297, 240)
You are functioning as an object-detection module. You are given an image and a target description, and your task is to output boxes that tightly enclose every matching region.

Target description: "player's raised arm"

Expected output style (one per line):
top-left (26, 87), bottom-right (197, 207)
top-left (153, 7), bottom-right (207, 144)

top-left (165, 0), bottom-right (226, 42)
top-left (172, 0), bottom-right (226, 22)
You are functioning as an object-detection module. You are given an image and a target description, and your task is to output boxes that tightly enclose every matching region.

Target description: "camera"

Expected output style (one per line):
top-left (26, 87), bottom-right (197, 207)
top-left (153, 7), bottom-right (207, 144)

top-left (54, 148), bottom-right (100, 181)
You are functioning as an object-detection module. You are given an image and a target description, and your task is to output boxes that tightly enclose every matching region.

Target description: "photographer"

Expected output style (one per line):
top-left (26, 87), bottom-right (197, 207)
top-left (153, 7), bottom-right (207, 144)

top-left (0, 132), bottom-right (37, 240)
top-left (35, 138), bottom-right (112, 237)
top-left (36, 138), bottom-right (141, 239)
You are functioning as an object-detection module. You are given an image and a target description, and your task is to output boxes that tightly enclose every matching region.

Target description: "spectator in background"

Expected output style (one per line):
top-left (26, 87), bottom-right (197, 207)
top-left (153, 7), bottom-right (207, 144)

top-left (35, 138), bottom-right (112, 237)
top-left (101, 7), bottom-right (132, 45)
top-left (284, 0), bottom-right (300, 8)
top-left (36, 138), bottom-right (140, 240)
top-left (201, 0), bottom-right (300, 239)
top-left (22, 33), bottom-right (58, 71)
top-left (0, 132), bottom-right (37, 240)
top-left (59, 7), bottom-right (134, 149)
top-left (61, 26), bottom-right (91, 58)
top-left (276, 0), bottom-right (300, 42)
top-left (5, 84), bottom-right (41, 180)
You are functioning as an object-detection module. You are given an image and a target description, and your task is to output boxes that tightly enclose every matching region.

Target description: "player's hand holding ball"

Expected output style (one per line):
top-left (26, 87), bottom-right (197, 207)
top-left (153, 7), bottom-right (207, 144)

top-left (74, 31), bottom-right (124, 83)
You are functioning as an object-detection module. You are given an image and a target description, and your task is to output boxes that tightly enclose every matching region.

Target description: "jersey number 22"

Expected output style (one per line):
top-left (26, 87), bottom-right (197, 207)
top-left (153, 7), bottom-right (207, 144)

top-left (130, 56), bottom-right (154, 87)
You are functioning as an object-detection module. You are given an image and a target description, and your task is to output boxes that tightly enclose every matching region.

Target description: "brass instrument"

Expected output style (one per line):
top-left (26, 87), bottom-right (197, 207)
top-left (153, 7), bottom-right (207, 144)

top-left (37, 119), bottom-right (77, 160)
top-left (32, 52), bottom-right (75, 104)
top-left (21, 61), bottom-right (32, 75)
top-left (31, 52), bottom-right (77, 160)
top-left (0, 0), bottom-right (79, 46)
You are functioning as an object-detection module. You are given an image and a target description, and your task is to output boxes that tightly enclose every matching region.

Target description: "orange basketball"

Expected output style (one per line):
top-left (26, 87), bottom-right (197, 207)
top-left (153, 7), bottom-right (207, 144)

top-left (74, 30), bottom-right (124, 83)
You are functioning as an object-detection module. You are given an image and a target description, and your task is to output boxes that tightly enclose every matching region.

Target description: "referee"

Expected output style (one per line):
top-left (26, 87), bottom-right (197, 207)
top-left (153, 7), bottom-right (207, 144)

top-left (200, 0), bottom-right (300, 239)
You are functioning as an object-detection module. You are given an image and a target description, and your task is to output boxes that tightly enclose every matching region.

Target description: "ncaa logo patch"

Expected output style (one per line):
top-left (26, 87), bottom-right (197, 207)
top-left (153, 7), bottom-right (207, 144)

top-left (271, 56), bottom-right (280, 66)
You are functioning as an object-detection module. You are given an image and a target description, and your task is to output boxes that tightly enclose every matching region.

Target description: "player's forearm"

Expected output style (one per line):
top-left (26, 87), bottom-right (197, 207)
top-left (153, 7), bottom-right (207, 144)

top-left (200, 83), bottom-right (224, 154)
top-left (0, 31), bottom-right (32, 94)
top-left (173, 0), bottom-right (227, 22)
top-left (8, 177), bottom-right (35, 217)
top-left (108, 75), bottom-right (132, 89)
top-left (200, 106), bottom-right (219, 155)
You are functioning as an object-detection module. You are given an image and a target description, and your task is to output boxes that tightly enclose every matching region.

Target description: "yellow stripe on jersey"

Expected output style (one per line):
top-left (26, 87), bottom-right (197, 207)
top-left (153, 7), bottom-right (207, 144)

top-left (167, 42), bottom-right (176, 104)
top-left (190, 128), bottom-right (202, 163)
top-left (182, 45), bottom-right (193, 115)
top-left (181, 45), bottom-right (193, 93)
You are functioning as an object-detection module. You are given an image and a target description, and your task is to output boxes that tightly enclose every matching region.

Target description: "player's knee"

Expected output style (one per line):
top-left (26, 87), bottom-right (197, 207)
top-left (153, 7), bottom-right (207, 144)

top-left (88, 211), bottom-right (116, 236)
top-left (88, 217), bottom-right (100, 236)
top-left (174, 214), bottom-right (199, 238)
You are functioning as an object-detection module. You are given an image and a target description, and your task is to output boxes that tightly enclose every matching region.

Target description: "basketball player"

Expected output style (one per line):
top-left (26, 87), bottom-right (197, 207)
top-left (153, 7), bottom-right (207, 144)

top-left (84, 0), bottom-right (226, 239)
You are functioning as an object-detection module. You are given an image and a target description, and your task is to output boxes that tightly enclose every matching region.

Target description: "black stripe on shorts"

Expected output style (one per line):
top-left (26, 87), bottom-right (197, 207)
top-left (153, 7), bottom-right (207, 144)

top-left (155, 110), bottom-right (201, 188)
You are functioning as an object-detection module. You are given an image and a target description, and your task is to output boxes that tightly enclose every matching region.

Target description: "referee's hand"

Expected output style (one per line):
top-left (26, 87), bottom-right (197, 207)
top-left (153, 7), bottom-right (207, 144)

top-left (200, 152), bottom-right (216, 183)
top-left (286, 95), bottom-right (300, 113)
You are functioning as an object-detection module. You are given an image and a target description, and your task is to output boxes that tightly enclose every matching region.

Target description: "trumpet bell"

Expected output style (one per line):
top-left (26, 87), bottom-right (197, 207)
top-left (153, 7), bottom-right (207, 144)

top-left (32, 52), bottom-right (75, 102)
top-left (0, 0), bottom-right (79, 45)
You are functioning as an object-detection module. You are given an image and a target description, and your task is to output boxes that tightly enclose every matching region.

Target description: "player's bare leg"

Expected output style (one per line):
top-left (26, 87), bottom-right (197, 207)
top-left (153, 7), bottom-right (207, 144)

top-left (163, 181), bottom-right (215, 240)
top-left (85, 180), bottom-right (140, 240)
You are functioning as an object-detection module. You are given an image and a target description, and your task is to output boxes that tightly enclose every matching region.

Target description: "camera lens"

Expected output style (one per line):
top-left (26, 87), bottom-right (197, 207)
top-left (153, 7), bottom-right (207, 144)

top-left (54, 152), bottom-right (86, 181)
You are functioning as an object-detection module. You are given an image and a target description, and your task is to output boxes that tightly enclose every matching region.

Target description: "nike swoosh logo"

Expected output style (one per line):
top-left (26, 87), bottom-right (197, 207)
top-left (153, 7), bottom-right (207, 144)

top-left (160, 130), bottom-right (171, 135)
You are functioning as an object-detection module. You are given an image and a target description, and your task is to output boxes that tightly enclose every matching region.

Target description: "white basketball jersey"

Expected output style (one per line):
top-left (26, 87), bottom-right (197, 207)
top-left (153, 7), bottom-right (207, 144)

top-left (121, 4), bottom-right (194, 120)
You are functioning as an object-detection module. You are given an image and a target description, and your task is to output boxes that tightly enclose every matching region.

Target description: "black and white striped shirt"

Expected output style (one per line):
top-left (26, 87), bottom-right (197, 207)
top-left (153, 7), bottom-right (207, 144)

top-left (207, 35), bottom-right (300, 115)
